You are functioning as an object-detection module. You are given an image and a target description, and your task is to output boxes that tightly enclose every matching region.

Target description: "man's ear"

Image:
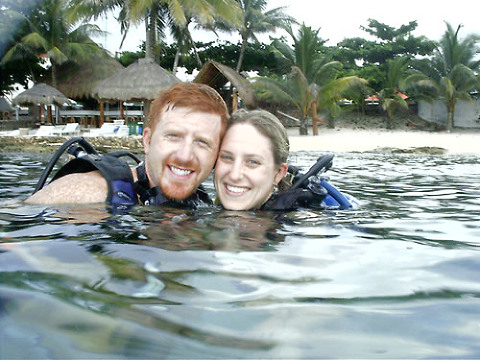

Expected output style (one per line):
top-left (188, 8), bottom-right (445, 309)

top-left (142, 127), bottom-right (152, 154)
top-left (274, 163), bottom-right (289, 185)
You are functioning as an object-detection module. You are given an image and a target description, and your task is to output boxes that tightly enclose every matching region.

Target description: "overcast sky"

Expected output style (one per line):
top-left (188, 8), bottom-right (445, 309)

top-left (94, 0), bottom-right (479, 54)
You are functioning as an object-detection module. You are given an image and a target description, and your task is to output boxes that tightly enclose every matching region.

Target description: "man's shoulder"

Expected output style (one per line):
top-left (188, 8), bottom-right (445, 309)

top-left (25, 171), bottom-right (109, 204)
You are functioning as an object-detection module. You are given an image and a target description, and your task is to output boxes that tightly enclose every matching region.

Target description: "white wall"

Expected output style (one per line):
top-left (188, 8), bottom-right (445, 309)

top-left (418, 99), bottom-right (480, 129)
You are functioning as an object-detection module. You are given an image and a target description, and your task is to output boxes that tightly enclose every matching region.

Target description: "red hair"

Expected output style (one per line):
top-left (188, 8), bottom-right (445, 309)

top-left (149, 83), bottom-right (229, 136)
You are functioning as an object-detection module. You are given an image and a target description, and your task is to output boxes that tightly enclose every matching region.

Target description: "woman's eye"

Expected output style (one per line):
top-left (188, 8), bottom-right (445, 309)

top-left (220, 154), bottom-right (233, 162)
top-left (247, 159), bottom-right (260, 166)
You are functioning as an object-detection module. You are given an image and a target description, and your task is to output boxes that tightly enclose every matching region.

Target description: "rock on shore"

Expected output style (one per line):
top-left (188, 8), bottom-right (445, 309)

top-left (0, 135), bottom-right (145, 154)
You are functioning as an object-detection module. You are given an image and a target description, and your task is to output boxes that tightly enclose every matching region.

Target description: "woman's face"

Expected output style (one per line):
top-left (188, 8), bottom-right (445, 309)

top-left (214, 123), bottom-right (286, 210)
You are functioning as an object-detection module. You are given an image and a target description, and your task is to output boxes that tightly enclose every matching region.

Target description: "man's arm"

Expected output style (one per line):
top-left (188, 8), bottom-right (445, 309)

top-left (25, 171), bottom-right (109, 204)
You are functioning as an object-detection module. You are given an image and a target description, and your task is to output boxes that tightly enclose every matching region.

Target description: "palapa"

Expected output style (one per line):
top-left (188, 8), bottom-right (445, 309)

top-left (11, 83), bottom-right (71, 123)
top-left (0, 97), bottom-right (13, 112)
top-left (93, 58), bottom-right (180, 102)
top-left (0, 97), bottom-right (13, 120)
top-left (11, 83), bottom-right (71, 106)
top-left (48, 54), bottom-right (124, 99)
top-left (193, 61), bottom-right (257, 110)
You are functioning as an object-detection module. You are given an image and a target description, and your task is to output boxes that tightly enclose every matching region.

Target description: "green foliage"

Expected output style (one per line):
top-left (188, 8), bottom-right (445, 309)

top-left (222, 0), bottom-right (295, 71)
top-left (333, 19), bottom-right (436, 91)
top-left (0, 0), bottom-right (45, 94)
top-left (257, 24), bottom-right (366, 132)
top-left (1, 0), bottom-right (105, 89)
top-left (406, 23), bottom-right (480, 130)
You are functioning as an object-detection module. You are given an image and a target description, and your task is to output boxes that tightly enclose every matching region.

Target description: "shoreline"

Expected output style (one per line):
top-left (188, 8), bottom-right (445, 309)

top-left (287, 128), bottom-right (480, 155)
top-left (1, 127), bottom-right (479, 156)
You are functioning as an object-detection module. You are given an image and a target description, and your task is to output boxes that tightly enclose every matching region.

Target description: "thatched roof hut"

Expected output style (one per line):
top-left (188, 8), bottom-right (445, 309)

top-left (93, 58), bottom-right (180, 102)
top-left (193, 61), bottom-right (257, 111)
top-left (1, 97), bottom-right (13, 120)
top-left (48, 54), bottom-right (124, 99)
top-left (11, 83), bottom-right (71, 123)
top-left (93, 58), bottom-right (180, 123)
top-left (11, 83), bottom-right (70, 106)
top-left (0, 97), bottom-right (13, 112)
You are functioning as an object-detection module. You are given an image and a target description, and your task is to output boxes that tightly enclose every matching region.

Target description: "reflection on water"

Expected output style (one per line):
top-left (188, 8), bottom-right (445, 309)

top-left (1, 151), bottom-right (480, 358)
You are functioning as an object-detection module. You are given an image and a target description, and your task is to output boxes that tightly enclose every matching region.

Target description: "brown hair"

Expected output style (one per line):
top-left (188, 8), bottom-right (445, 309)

top-left (149, 82), bottom-right (229, 136)
top-left (228, 109), bottom-right (289, 166)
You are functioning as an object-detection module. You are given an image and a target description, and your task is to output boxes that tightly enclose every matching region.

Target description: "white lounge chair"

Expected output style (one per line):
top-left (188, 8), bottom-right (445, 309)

top-left (52, 122), bottom-right (80, 136)
top-left (84, 122), bottom-right (129, 137)
top-left (33, 125), bottom-right (56, 137)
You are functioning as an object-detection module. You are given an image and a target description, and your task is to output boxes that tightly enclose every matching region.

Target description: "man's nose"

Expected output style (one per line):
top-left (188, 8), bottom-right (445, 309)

top-left (176, 141), bottom-right (194, 162)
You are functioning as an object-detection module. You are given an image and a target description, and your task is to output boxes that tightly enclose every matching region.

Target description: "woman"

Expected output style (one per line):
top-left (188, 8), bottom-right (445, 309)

top-left (214, 109), bottom-right (290, 210)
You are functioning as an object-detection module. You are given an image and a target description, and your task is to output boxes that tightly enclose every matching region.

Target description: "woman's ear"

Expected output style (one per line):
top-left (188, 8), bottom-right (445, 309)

top-left (274, 163), bottom-right (289, 185)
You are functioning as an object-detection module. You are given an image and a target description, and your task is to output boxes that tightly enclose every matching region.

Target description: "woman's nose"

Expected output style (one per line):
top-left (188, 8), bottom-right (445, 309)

top-left (229, 161), bottom-right (244, 180)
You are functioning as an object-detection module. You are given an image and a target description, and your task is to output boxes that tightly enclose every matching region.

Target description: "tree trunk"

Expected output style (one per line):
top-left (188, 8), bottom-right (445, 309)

top-left (51, 62), bottom-right (57, 89)
top-left (326, 115), bottom-right (335, 129)
top-left (193, 44), bottom-right (203, 68)
top-left (236, 37), bottom-right (248, 72)
top-left (447, 101), bottom-right (455, 131)
top-left (173, 48), bottom-right (180, 74)
top-left (299, 118), bottom-right (308, 135)
top-left (145, 10), bottom-right (157, 61)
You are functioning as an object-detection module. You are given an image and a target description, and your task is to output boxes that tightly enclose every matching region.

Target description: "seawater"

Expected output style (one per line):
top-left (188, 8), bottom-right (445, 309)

top-left (1, 151), bottom-right (480, 359)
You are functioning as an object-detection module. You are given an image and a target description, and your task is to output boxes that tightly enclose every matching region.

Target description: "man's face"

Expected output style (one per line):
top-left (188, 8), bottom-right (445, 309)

top-left (143, 106), bottom-right (222, 200)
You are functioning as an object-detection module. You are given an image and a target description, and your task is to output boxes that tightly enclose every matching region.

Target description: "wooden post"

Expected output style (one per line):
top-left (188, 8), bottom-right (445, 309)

top-left (99, 101), bottom-right (104, 126)
top-left (120, 101), bottom-right (124, 119)
top-left (232, 89), bottom-right (238, 112)
top-left (39, 105), bottom-right (44, 123)
top-left (47, 105), bottom-right (53, 123)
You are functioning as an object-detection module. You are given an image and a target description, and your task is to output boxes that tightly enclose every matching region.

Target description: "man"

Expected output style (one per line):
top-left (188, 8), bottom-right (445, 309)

top-left (26, 83), bottom-right (229, 207)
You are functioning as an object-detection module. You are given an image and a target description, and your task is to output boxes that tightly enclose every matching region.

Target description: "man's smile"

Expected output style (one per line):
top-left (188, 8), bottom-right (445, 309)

top-left (168, 165), bottom-right (194, 177)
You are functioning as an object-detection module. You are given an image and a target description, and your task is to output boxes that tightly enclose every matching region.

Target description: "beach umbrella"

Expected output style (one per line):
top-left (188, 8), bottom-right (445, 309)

top-left (11, 83), bottom-right (71, 123)
top-left (93, 58), bottom-right (180, 123)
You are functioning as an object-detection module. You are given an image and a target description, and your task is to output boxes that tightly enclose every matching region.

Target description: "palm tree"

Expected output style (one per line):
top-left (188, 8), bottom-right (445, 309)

top-left (262, 24), bottom-right (365, 134)
top-left (2, 0), bottom-right (104, 88)
top-left (406, 23), bottom-right (480, 131)
top-left (254, 66), bottom-right (365, 134)
top-left (79, 0), bottom-right (242, 64)
top-left (376, 57), bottom-right (410, 129)
top-left (230, 0), bottom-right (294, 72)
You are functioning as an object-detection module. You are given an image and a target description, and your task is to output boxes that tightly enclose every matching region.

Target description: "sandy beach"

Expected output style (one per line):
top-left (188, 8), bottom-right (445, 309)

top-left (287, 128), bottom-right (480, 155)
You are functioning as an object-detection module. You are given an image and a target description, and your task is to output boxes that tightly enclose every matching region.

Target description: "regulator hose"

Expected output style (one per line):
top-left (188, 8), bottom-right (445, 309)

top-left (289, 153), bottom-right (334, 191)
top-left (33, 137), bottom-right (98, 194)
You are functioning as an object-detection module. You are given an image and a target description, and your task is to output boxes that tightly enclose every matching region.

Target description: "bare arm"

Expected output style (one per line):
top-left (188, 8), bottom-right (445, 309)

top-left (25, 171), bottom-right (109, 204)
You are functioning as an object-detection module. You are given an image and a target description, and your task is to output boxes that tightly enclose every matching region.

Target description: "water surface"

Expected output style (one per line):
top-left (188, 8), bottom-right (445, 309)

top-left (1, 151), bottom-right (480, 359)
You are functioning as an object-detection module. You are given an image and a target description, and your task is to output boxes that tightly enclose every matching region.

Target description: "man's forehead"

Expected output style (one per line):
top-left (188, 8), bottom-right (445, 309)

top-left (159, 107), bottom-right (221, 134)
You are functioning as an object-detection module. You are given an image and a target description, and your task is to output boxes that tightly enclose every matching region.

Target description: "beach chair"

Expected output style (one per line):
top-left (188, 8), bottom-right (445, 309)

top-left (33, 125), bottom-right (56, 137)
top-left (52, 122), bottom-right (80, 136)
top-left (84, 122), bottom-right (128, 137)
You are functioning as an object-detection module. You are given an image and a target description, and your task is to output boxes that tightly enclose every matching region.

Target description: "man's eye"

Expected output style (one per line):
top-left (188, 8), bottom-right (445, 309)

top-left (166, 133), bottom-right (180, 140)
top-left (196, 139), bottom-right (210, 148)
top-left (247, 159), bottom-right (260, 166)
